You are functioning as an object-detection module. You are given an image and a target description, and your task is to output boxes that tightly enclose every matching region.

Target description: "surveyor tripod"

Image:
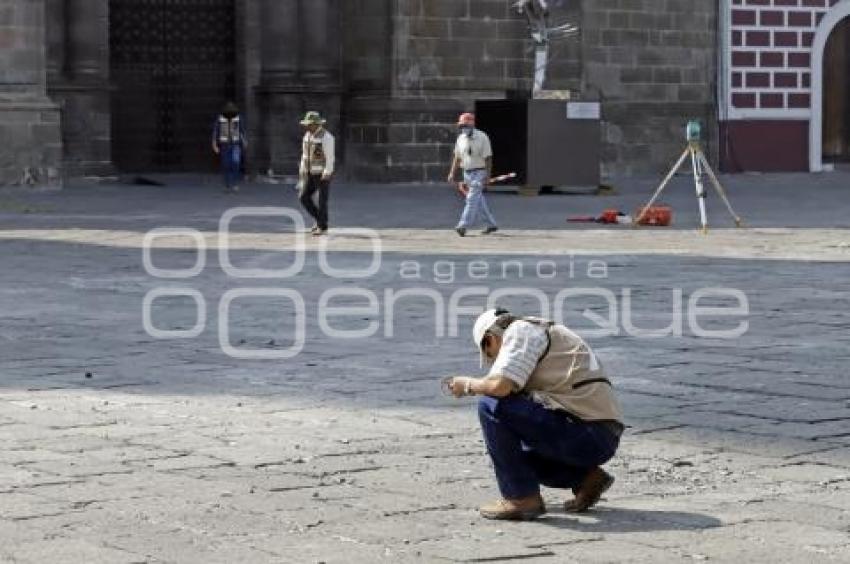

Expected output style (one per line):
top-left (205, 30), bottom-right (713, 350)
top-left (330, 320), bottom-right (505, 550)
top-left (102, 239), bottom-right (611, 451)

top-left (636, 141), bottom-right (744, 234)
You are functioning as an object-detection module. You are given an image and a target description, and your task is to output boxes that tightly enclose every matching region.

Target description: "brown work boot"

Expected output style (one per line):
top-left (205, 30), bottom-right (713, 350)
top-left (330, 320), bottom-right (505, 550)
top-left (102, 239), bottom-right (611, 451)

top-left (479, 494), bottom-right (546, 521)
top-left (564, 468), bottom-right (614, 513)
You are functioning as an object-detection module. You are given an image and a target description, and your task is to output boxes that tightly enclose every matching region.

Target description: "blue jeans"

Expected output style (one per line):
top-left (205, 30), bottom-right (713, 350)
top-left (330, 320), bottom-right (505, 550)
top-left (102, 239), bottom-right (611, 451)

top-left (478, 395), bottom-right (620, 500)
top-left (457, 169), bottom-right (497, 229)
top-left (220, 143), bottom-right (243, 188)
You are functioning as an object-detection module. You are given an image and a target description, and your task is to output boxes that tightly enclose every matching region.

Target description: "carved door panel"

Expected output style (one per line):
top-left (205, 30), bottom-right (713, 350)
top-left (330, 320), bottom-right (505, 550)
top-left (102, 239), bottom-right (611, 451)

top-left (110, 0), bottom-right (236, 172)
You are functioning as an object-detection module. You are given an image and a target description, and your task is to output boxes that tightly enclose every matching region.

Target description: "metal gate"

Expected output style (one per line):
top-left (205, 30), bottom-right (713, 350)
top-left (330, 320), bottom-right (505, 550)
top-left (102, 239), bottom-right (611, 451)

top-left (110, 0), bottom-right (236, 172)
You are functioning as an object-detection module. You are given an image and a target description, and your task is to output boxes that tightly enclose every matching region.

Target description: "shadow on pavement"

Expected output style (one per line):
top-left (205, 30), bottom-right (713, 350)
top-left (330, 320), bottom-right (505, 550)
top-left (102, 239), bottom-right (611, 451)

top-left (3, 171), bottom-right (850, 230)
top-left (538, 506), bottom-right (722, 533)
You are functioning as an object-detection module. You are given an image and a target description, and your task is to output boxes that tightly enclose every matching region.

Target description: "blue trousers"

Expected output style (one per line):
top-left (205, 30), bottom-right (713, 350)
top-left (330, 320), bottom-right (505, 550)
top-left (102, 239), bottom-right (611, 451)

top-left (457, 169), bottom-right (497, 229)
top-left (478, 395), bottom-right (620, 500)
top-left (220, 143), bottom-right (243, 188)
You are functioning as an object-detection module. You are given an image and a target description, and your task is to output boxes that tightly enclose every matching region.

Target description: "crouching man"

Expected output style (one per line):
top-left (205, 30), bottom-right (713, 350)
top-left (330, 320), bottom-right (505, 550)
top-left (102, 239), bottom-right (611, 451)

top-left (447, 309), bottom-right (624, 520)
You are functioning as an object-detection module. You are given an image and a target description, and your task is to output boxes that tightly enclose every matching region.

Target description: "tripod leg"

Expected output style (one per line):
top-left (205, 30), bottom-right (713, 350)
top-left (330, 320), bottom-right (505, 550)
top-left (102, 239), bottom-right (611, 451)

top-left (636, 146), bottom-right (690, 225)
top-left (691, 147), bottom-right (709, 233)
top-left (697, 151), bottom-right (743, 227)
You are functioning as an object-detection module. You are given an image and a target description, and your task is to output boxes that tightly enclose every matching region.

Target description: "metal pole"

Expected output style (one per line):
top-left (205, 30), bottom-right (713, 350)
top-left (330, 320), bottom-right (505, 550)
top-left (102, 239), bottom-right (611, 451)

top-left (697, 150), bottom-right (743, 227)
top-left (690, 144), bottom-right (709, 233)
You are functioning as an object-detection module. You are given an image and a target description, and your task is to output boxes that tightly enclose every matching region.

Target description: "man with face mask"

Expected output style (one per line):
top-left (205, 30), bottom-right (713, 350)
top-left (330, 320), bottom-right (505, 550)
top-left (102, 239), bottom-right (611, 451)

top-left (447, 113), bottom-right (498, 237)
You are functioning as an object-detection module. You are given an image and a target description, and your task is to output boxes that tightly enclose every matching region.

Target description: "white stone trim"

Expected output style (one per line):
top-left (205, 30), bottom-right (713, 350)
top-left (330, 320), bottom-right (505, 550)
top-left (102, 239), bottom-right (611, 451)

top-left (727, 108), bottom-right (810, 120)
top-left (718, 0), bottom-right (731, 123)
top-left (810, 0), bottom-right (850, 172)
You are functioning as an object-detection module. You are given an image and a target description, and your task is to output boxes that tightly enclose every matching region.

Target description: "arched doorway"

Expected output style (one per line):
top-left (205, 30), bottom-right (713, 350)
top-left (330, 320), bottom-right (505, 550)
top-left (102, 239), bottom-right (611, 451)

top-left (109, 0), bottom-right (237, 172)
top-left (823, 16), bottom-right (850, 164)
top-left (811, 4), bottom-right (850, 171)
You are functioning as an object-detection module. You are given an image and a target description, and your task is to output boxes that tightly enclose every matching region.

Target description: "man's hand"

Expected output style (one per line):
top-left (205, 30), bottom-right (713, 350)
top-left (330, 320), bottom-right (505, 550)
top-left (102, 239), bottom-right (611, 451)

top-left (321, 172), bottom-right (332, 181)
top-left (212, 143), bottom-right (220, 155)
top-left (448, 376), bottom-right (476, 398)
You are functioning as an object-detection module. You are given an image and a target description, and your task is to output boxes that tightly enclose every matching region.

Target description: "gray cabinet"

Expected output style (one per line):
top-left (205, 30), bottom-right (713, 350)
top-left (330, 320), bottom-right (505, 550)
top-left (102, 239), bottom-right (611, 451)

top-left (475, 99), bottom-right (601, 190)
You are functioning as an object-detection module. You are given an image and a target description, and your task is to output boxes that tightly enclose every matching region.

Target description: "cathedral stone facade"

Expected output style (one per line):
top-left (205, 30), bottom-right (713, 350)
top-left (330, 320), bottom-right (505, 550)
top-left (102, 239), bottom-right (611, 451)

top-left (6, 1), bottom-right (845, 188)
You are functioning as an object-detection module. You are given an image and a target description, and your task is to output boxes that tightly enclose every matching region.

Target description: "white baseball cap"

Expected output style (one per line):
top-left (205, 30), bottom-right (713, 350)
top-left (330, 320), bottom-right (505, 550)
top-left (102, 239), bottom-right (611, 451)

top-left (473, 308), bottom-right (507, 368)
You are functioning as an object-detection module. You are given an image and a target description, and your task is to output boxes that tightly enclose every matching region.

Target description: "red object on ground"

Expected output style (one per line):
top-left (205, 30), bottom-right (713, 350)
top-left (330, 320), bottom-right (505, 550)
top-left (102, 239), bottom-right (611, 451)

top-left (598, 209), bottom-right (621, 224)
top-left (635, 204), bottom-right (673, 226)
top-left (567, 208), bottom-right (626, 224)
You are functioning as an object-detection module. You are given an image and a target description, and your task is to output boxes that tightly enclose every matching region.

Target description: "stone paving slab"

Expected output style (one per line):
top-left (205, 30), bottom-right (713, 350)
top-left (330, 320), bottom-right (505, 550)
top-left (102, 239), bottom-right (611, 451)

top-left (2, 226), bottom-right (850, 262)
top-left (2, 177), bottom-right (850, 562)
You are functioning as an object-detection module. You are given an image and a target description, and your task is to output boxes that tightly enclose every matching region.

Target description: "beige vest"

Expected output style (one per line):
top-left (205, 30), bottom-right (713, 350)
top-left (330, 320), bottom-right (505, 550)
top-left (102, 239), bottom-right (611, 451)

top-left (303, 129), bottom-right (327, 175)
top-left (522, 319), bottom-right (623, 424)
top-left (217, 116), bottom-right (242, 144)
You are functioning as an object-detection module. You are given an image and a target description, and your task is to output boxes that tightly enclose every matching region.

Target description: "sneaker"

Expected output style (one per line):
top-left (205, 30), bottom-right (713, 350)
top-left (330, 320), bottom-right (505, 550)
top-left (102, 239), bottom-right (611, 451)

top-left (564, 467), bottom-right (614, 513)
top-left (312, 228), bottom-right (328, 237)
top-left (455, 227), bottom-right (467, 237)
top-left (479, 494), bottom-right (546, 521)
top-left (482, 226), bottom-right (499, 235)
top-left (231, 185), bottom-right (240, 193)
top-left (308, 224), bottom-right (319, 234)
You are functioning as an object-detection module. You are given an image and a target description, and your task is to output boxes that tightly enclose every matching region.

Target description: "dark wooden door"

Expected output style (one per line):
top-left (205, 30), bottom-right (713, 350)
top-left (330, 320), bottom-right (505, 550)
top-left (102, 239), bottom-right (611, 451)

top-left (823, 17), bottom-right (850, 162)
top-left (110, 0), bottom-right (236, 172)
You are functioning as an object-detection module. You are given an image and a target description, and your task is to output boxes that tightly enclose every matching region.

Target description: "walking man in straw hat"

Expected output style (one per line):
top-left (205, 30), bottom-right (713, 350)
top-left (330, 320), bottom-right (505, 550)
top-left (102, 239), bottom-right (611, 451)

top-left (298, 111), bottom-right (335, 236)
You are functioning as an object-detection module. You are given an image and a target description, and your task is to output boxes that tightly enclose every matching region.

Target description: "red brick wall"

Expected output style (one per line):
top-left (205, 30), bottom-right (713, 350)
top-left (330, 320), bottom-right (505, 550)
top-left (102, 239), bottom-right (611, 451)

top-left (720, 121), bottom-right (809, 171)
top-left (727, 0), bottom-right (841, 114)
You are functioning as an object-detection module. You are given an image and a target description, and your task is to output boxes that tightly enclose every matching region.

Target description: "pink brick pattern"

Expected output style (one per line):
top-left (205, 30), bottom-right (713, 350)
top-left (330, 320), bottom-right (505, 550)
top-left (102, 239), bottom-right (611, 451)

top-left (728, 0), bottom-right (842, 111)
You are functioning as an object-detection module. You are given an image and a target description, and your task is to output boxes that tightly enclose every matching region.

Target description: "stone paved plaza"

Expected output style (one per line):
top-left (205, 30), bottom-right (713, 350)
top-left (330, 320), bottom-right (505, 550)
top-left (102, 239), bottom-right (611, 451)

top-left (1, 174), bottom-right (849, 563)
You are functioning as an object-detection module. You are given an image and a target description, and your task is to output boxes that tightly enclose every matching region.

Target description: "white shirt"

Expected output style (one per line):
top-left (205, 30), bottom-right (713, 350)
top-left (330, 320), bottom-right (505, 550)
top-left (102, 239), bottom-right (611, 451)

top-left (488, 321), bottom-right (550, 389)
top-left (454, 129), bottom-right (492, 171)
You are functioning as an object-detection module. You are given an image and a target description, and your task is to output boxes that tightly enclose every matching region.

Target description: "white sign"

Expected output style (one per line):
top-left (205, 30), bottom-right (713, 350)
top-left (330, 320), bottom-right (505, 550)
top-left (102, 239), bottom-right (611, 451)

top-left (567, 102), bottom-right (600, 120)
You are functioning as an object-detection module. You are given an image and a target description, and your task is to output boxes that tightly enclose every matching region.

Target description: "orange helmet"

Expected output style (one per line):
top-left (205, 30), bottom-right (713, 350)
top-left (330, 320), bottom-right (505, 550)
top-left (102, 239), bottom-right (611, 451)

top-left (457, 112), bottom-right (475, 126)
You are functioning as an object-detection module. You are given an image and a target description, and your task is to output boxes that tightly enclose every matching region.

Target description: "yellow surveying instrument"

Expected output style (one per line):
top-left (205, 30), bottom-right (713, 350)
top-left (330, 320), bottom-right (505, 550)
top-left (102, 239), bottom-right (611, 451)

top-left (636, 120), bottom-right (743, 234)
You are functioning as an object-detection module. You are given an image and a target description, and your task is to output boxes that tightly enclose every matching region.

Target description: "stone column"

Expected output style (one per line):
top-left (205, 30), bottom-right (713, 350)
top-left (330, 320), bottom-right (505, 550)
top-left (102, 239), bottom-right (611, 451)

top-left (257, 0), bottom-right (305, 175)
top-left (66, 0), bottom-right (107, 80)
top-left (255, 0), bottom-right (342, 176)
top-left (298, 0), bottom-right (342, 172)
top-left (300, 0), bottom-right (336, 84)
top-left (0, 0), bottom-right (63, 188)
top-left (45, 0), bottom-right (65, 81)
top-left (262, 0), bottom-right (299, 85)
top-left (48, 0), bottom-right (112, 175)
